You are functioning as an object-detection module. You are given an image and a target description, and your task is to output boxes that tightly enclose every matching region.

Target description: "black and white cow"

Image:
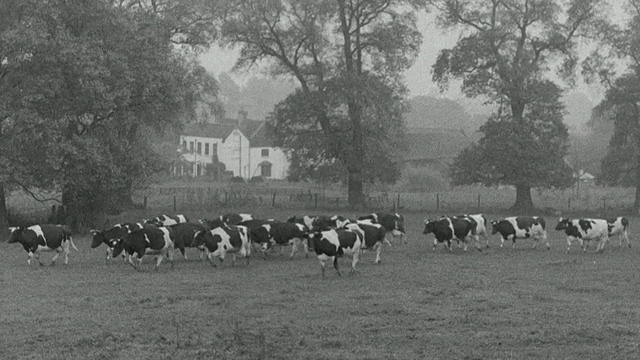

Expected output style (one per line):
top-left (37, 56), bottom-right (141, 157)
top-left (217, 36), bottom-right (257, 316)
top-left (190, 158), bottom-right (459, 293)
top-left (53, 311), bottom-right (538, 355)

top-left (112, 226), bottom-right (175, 270)
top-left (490, 216), bottom-right (548, 250)
top-left (308, 227), bottom-right (363, 277)
top-left (203, 213), bottom-right (253, 230)
top-left (192, 225), bottom-right (250, 267)
top-left (287, 215), bottom-right (317, 232)
top-left (90, 222), bottom-right (146, 263)
top-left (345, 221), bottom-right (386, 263)
top-left (555, 217), bottom-right (610, 253)
top-left (606, 216), bottom-right (631, 248)
top-left (144, 214), bottom-right (189, 227)
top-left (8, 224), bottom-right (78, 266)
top-left (170, 222), bottom-right (208, 260)
top-left (357, 212), bottom-right (406, 244)
top-left (249, 221), bottom-right (309, 258)
top-left (455, 214), bottom-right (489, 247)
top-left (423, 217), bottom-right (479, 252)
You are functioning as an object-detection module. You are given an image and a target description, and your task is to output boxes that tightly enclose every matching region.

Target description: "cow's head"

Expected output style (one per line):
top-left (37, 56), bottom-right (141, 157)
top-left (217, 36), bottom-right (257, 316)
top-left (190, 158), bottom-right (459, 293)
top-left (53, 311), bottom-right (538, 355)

top-left (111, 239), bottom-right (125, 258)
top-left (89, 229), bottom-right (105, 248)
top-left (423, 220), bottom-right (437, 235)
top-left (192, 230), bottom-right (208, 247)
top-left (555, 218), bottom-right (570, 231)
top-left (7, 227), bottom-right (23, 243)
top-left (490, 220), bottom-right (501, 235)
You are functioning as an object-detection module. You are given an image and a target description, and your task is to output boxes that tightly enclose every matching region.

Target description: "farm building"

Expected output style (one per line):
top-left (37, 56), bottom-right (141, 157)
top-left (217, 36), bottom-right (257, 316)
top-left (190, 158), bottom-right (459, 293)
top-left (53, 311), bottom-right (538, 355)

top-left (176, 111), bottom-right (290, 180)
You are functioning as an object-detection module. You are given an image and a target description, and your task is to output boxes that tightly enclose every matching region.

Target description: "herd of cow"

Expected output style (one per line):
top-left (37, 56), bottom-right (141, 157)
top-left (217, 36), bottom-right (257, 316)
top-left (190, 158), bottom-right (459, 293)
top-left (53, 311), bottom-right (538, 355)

top-left (5, 211), bottom-right (632, 277)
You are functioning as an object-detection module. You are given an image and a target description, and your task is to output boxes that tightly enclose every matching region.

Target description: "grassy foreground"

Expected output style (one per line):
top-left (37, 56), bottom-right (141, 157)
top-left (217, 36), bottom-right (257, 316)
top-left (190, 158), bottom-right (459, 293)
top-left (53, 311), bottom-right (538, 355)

top-left (1, 209), bottom-right (639, 360)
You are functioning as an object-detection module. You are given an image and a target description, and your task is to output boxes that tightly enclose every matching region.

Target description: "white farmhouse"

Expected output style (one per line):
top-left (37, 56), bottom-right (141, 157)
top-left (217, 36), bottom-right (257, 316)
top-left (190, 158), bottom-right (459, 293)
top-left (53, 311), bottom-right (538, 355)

top-left (176, 112), bottom-right (289, 180)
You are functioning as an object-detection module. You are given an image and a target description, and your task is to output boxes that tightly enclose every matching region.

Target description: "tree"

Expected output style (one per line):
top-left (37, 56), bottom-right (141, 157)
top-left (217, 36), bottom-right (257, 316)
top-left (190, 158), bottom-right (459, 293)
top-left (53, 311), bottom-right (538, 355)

top-left (0, 0), bottom-right (219, 233)
top-left (218, 0), bottom-right (426, 207)
top-left (583, 0), bottom-right (640, 212)
top-left (432, 0), bottom-right (604, 210)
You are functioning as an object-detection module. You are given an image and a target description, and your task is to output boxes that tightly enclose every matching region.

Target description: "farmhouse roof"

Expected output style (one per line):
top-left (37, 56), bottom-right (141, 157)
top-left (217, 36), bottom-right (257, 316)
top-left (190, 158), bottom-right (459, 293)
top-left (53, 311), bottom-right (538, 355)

top-left (248, 123), bottom-right (277, 147)
top-left (404, 127), bottom-right (473, 162)
top-left (182, 123), bottom-right (237, 140)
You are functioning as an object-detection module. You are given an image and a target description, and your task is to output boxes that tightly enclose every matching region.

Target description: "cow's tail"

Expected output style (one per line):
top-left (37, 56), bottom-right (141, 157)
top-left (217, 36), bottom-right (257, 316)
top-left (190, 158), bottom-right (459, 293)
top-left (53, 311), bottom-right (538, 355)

top-left (68, 236), bottom-right (79, 252)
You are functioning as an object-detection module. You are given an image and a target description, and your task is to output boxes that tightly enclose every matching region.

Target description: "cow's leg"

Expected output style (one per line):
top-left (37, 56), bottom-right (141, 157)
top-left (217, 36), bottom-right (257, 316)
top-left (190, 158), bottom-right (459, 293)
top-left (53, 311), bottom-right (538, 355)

top-left (483, 233), bottom-right (490, 248)
top-left (289, 239), bottom-right (300, 258)
top-left (432, 238), bottom-right (438, 252)
top-left (50, 248), bottom-right (62, 265)
top-left (206, 252), bottom-right (217, 267)
top-left (624, 230), bottom-right (631, 248)
top-left (384, 233), bottom-right (392, 247)
top-left (105, 248), bottom-right (113, 265)
top-left (155, 254), bottom-right (164, 271)
top-left (350, 249), bottom-right (360, 274)
top-left (27, 252), bottom-right (34, 266)
top-left (63, 241), bottom-right (71, 264)
top-left (544, 231), bottom-right (550, 250)
top-left (374, 243), bottom-right (382, 264)
top-left (566, 237), bottom-right (572, 253)
top-left (511, 235), bottom-right (516, 249)
top-left (168, 249), bottom-right (175, 269)
top-left (178, 246), bottom-right (187, 260)
top-left (319, 259), bottom-right (327, 277)
top-left (446, 240), bottom-right (452, 252)
top-left (500, 237), bottom-right (505, 248)
top-left (333, 257), bottom-right (341, 276)
top-left (35, 252), bottom-right (44, 266)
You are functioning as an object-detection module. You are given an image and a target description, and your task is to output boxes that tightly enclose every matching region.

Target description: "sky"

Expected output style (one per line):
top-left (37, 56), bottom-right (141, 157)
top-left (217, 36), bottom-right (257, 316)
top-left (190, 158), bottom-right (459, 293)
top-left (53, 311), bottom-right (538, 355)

top-left (197, 6), bottom-right (621, 118)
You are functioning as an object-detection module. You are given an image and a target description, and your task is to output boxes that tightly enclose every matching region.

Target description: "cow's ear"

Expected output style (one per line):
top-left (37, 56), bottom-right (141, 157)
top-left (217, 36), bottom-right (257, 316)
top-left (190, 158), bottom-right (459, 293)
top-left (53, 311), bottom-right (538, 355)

top-left (89, 229), bottom-right (99, 235)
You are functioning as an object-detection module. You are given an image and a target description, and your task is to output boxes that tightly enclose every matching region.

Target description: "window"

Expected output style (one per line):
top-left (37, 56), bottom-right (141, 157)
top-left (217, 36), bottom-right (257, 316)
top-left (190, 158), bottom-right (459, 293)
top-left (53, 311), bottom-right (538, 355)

top-left (260, 163), bottom-right (272, 177)
top-left (189, 141), bottom-right (194, 152)
top-left (197, 142), bottom-right (202, 154)
top-left (182, 140), bottom-right (187, 150)
top-left (261, 148), bottom-right (269, 157)
top-left (204, 143), bottom-right (209, 155)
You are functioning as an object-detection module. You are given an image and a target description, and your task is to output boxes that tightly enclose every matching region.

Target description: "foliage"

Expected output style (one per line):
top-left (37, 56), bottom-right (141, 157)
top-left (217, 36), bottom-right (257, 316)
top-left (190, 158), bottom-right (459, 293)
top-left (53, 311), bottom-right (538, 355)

top-left (0, 0), bottom-right (219, 227)
top-left (217, 0), bottom-right (427, 206)
top-left (432, 0), bottom-right (604, 209)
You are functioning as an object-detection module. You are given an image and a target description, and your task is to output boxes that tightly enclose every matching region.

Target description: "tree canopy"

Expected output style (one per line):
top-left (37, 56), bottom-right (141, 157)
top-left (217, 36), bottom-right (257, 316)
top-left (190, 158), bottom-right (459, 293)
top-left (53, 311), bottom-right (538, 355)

top-left (432, 0), bottom-right (605, 210)
top-left (0, 0), bottom-right (219, 232)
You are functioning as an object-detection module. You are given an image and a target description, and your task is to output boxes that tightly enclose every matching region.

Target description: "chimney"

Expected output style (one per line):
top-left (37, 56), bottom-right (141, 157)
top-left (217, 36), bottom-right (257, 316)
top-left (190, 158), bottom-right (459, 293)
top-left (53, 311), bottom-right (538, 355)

top-left (238, 110), bottom-right (248, 126)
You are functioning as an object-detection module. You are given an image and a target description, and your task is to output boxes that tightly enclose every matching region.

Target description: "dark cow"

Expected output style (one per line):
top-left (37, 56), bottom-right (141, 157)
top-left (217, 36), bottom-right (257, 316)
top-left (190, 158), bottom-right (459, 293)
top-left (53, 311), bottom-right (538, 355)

top-left (606, 216), bottom-right (631, 248)
top-left (490, 216), bottom-right (548, 250)
top-left (555, 217), bottom-right (609, 253)
top-left (308, 228), bottom-right (363, 277)
top-left (90, 222), bottom-right (146, 263)
top-left (144, 214), bottom-right (189, 227)
top-left (8, 224), bottom-right (78, 266)
top-left (192, 225), bottom-right (250, 267)
top-left (249, 221), bottom-right (309, 258)
top-left (170, 222), bottom-right (208, 260)
top-left (287, 215), bottom-right (317, 231)
top-left (357, 212), bottom-right (406, 244)
top-left (112, 226), bottom-right (175, 270)
top-left (423, 217), bottom-right (479, 252)
top-left (345, 221), bottom-right (386, 263)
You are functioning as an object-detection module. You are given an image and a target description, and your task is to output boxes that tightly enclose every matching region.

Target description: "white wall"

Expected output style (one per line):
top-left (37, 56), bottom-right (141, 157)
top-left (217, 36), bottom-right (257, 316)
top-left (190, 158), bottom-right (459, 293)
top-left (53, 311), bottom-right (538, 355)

top-left (180, 130), bottom-right (250, 178)
top-left (249, 146), bottom-right (289, 180)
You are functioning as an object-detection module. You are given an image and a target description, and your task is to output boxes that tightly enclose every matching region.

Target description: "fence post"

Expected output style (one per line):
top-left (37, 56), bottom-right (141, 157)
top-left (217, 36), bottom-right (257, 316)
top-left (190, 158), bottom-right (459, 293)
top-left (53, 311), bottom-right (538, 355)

top-left (568, 198), bottom-right (571, 210)
top-left (272, 192), bottom-right (276, 207)
top-left (397, 193), bottom-right (400, 210)
top-left (436, 193), bottom-right (440, 211)
top-left (173, 195), bottom-right (177, 212)
top-left (314, 193), bottom-right (318, 209)
top-left (477, 194), bottom-right (481, 209)
top-left (603, 198), bottom-right (606, 210)
top-left (143, 196), bottom-right (147, 210)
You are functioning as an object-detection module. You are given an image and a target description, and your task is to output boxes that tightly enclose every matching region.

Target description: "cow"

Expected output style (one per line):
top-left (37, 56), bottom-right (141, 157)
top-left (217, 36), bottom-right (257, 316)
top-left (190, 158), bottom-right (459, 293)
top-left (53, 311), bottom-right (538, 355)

top-left (308, 228), bottom-right (363, 277)
top-left (112, 226), bottom-right (175, 270)
top-left (423, 217), bottom-right (479, 252)
top-left (455, 214), bottom-right (489, 248)
top-left (90, 223), bottom-right (146, 264)
top-left (357, 212), bottom-right (406, 244)
top-left (490, 216), bottom-right (549, 250)
top-left (8, 224), bottom-right (79, 266)
top-left (144, 214), bottom-right (189, 227)
top-left (287, 215), bottom-right (317, 231)
top-left (249, 221), bottom-right (309, 258)
top-left (555, 217), bottom-right (610, 253)
top-left (606, 216), bottom-right (631, 248)
top-left (345, 221), bottom-right (386, 264)
top-left (192, 225), bottom-right (250, 267)
top-left (203, 213), bottom-right (253, 230)
top-left (170, 222), bottom-right (208, 260)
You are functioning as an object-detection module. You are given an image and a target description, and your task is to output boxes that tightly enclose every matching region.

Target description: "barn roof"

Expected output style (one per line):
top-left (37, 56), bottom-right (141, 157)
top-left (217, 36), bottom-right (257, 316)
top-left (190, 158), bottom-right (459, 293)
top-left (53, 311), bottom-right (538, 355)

top-left (403, 128), bottom-right (474, 162)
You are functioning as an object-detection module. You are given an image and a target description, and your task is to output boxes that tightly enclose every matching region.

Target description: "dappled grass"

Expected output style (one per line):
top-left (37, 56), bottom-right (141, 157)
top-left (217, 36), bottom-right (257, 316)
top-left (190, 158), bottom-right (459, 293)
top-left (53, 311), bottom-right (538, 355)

top-left (1, 209), bottom-right (639, 359)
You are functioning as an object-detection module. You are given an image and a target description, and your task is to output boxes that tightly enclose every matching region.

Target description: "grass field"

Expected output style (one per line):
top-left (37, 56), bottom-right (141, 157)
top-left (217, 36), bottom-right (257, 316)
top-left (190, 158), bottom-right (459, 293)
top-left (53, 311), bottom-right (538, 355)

top-left (1, 208), bottom-right (639, 360)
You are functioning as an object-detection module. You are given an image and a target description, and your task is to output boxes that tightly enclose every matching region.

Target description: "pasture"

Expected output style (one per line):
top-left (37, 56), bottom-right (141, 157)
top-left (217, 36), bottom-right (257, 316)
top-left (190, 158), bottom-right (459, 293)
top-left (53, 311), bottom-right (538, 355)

top-left (1, 208), bottom-right (639, 359)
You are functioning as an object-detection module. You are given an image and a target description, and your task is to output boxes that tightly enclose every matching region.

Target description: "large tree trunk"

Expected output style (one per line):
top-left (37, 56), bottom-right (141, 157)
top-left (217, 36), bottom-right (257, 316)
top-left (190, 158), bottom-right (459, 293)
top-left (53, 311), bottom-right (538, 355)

top-left (512, 184), bottom-right (535, 211)
top-left (0, 183), bottom-right (9, 242)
